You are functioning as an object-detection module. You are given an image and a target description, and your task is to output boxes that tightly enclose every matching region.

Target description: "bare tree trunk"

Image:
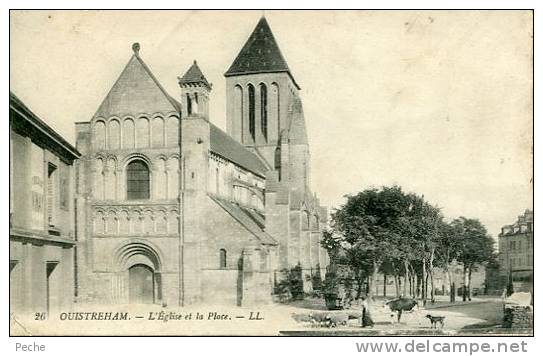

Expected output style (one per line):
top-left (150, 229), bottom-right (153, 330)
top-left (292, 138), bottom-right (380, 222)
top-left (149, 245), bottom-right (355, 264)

top-left (468, 265), bottom-right (473, 301)
top-left (425, 270), bottom-right (429, 306)
top-left (394, 275), bottom-right (400, 297)
top-left (429, 247), bottom-right (435, 303)
top-left (445, 259), bottom-right (454, 303)
top-left (368, 260), bottom-right (380, 303)
top-left (356, 271), bottom-right (363, 300)
top-left (403, 258), bottom-right (409, 297)
top-left (462, 264), bottom-right (469, 302)
top-left (415, 274), bottom-right (422, 298)
top-left (383, 273), bottom-right (387, 298)
top-left (422, 256), bottom-right (427, 306)
top-left (413, 273), bottom-right (418, 298)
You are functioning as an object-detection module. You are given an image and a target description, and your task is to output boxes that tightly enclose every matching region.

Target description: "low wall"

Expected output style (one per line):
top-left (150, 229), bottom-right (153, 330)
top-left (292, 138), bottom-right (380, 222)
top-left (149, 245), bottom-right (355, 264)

top-left (503, 305), bottom-right (533, 329)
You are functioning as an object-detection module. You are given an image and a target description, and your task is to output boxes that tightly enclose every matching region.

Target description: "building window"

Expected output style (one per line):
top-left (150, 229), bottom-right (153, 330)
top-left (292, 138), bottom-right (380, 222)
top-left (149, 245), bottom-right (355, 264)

top-left (59, 165), bottom-right (69, 211)
top-left (260, 83), bottom-right (267, 140)
top-left (126, 160), bottom-right (150, 200)
top-left (108, 119), bottom-right (121, 150)
top-left (248, 84), bottom-right (255, 141)
top-left (186, 93), bottom-right (192, 115)
top-left (93, 121), bottom-right (106, 150)
top-left (219, 249), bottom-right (227, 269)
top-left (234, 85), bottom-right (243, 142)
top-left (215, 167), bottom-right (220, 195)
top-left (123, 119), bottom-right (135, 148)
top-left (194, 93), bottom-right (199, 114)
top-left (47, 163), bottom-right (58, 227)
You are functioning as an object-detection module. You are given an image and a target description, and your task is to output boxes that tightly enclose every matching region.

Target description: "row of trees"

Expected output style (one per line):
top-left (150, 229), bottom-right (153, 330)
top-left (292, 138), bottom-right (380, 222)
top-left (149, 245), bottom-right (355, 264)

top-left (322, 186), bottom-right (496, 305)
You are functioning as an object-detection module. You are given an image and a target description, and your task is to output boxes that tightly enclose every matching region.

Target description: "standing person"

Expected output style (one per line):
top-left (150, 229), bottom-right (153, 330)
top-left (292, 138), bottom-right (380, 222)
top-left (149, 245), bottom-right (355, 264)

top-left (361, 296), bottom-right (374, 328)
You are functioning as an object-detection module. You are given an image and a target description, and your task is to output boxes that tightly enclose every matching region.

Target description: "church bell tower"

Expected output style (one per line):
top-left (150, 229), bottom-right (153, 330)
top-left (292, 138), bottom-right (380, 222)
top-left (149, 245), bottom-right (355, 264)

top-left (224, 16), bottom-right (305, 171)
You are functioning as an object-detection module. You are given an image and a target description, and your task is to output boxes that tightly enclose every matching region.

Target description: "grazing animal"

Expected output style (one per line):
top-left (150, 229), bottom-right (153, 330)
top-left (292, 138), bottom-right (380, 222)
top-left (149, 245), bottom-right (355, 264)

top-left (308, 312), bottom-right (329, 327)
top-left (386, 298), bottom-right (419, 323)
top-left (426, 314), bottom-right (445, 329)
top-left (325, 313), bottom-right (349, 327)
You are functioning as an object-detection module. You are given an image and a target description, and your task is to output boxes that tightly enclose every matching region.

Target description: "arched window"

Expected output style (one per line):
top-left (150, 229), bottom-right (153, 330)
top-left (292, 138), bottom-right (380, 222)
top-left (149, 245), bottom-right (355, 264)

top-left (93, 121), bottom-right (106, 150)
top-left (186, 93), bottom-right (192, 115)
top-left (260, 83), bottom-right (267, 140)
top-left (126, 160), bottom-right (150, 200)
top-left (215, 167), bottom-right (221, 195)
top-left (271, 82), bottom-right (280, 137)
top-left (274, 146), bottom-right (281, 181)
top-left (108, 120), bottom-right (120, 150)
top-left (151, 117), bottom-right (164, 148)
top-left (123, 119), bottom-right (135, 148)
top-left (136, 118), bottom-right (149, 148)
top-left (166, 116), bottom-right (179, 147)
top-left (248, 84), bottom-right (255, 141)
top-left (193, 93), bottom-right (199, 114)
top-left (234, 85), bottom-right (243, 143)
top-left (219, 249), bottom-right (227, 269)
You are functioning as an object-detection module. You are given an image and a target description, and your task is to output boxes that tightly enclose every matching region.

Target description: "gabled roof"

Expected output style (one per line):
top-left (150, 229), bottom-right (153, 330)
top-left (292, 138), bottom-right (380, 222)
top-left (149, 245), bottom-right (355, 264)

top-left (179, 60), bottom-right (212, 90)
top-left (210, 123), bottom-right (268, 177)
top-left (225, 17), bottom-right (300, 89)
top-left (94, 45), bottom-right (181, 119)
top-left (209, 195), bottom-right (277, 246)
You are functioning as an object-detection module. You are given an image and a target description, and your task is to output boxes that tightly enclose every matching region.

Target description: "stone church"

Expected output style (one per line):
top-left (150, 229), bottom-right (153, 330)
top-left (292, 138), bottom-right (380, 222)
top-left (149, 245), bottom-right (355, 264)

top-left (74, 16), bottom-right (328, 306)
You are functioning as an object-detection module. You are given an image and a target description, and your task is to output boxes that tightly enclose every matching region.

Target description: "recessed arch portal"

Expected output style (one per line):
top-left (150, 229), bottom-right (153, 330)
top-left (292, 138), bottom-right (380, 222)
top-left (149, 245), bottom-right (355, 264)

top-left (114, 241), bottom-right (163, 304)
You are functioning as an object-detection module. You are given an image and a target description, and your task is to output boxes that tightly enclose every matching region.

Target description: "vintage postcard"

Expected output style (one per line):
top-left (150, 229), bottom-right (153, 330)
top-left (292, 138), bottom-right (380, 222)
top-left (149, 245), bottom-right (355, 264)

top-left (9, 9), bottom-right (533, 336)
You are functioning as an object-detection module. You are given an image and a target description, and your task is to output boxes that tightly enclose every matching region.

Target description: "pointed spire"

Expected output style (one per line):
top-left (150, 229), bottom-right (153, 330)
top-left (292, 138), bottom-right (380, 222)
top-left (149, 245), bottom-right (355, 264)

top-left (179, 60), bottom-right (212, 90)
top-left (225, 17), bottom-right (299, 88)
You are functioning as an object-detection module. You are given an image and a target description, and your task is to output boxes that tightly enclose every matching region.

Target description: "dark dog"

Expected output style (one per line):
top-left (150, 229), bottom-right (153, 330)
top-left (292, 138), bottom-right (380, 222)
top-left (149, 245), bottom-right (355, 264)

top-left (426, 314), bottom-right (445, 329)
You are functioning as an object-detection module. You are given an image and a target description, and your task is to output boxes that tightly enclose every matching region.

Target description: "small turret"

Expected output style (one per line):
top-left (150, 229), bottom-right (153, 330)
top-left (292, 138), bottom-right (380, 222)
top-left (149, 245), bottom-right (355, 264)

top-left (178, 60), bottom-right (212, 119)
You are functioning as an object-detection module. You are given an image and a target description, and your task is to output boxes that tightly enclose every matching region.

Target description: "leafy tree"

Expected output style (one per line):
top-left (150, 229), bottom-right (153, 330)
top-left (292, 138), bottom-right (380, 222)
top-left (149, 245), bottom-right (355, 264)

top-left (434, 221), bottom-right (463, 302)
top-left (327, 185), bottom-right (496, 307)
top-left (331, 186), bottom-right (417, 302)
top-left (452, 217), bottom-right (496, 301)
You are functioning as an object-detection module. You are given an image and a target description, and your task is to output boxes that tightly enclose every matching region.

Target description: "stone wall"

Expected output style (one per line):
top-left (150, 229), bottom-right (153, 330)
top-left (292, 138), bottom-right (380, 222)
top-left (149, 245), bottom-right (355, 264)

top-left (503, 305), bottom-right (533, 329)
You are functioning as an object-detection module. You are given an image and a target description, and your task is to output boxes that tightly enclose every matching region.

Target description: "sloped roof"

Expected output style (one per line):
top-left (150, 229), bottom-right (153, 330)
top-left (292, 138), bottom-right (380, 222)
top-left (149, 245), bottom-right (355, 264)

top-left (179, 60), bottom-right (212, 90)
top-left (288, 96), bottom-right (308, 145)
top-left (210, 123), bottom-right (268, 177)
top-left (209, 195), bottom-right (277, 246)
top-left (94, 47), bottom-right (181, 118)
top-left (225, 17), bottom-right (300, 89)
top-left (10, 92), bottom-right (80, 163)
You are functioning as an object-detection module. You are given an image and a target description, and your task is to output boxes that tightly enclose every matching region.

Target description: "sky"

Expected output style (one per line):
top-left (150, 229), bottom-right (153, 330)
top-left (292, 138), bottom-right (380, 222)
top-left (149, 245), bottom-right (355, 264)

top-left (9, 10), bottom-right (533, 238)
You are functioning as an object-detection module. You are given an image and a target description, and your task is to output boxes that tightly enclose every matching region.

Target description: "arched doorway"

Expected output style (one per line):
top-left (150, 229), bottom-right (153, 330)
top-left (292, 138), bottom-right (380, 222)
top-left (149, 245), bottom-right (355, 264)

top-left (129, 264), bottom-right (155, 304)
top-left (114, 240), bottom-right (163, 305)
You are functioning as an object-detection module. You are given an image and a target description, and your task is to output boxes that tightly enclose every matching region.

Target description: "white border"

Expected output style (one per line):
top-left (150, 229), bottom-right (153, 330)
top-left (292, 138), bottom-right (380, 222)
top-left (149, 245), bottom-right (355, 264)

top-left (2, 1), bottom-right (540, 355)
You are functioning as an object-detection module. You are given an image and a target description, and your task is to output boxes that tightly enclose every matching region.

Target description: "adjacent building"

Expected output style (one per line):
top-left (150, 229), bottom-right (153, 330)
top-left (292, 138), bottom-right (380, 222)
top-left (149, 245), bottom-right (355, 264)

top-left (74, 17), bottom-right (328, 307)
top-left (498, 209), bottom-right (533, 291)
top-left (9, 92), bottom-right (80, 315)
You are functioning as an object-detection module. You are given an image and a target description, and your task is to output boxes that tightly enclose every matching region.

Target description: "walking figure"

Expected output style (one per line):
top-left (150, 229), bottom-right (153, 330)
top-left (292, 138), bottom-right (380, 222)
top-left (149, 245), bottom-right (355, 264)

top-left (361, 297), bottom-right (374, 328)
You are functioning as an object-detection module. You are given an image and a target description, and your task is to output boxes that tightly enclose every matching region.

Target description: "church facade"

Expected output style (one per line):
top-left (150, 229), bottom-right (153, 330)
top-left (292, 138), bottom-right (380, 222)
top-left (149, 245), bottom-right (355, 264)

top-left (74, 17), bottom-right (328, 306)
